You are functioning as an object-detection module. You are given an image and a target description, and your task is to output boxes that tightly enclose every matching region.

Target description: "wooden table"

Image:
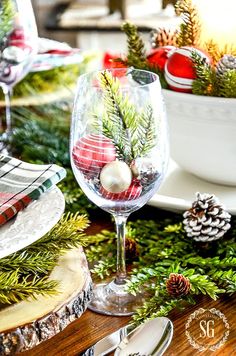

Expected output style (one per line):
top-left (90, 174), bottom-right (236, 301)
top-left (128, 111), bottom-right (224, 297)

top-left (22, 206), bottom-right (236, 356)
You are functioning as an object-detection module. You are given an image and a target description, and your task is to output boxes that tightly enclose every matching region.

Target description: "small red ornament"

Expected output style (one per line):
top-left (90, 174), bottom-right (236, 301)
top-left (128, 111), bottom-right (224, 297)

top-left (103, 52), bottom-right (126, 69)
top-left (72, 134), bottom-right (116, 176)
top-left (8, 27), bottom-right (32, 52)
top-left (100, 179), bottom-right (142, 201)
top-left (164, 47), bottom-right (211, 93)
top-left (147, 46), bottom-right (175, 71)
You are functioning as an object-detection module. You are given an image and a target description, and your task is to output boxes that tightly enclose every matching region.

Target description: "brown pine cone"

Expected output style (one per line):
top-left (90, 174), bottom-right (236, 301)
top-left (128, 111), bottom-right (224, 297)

top-left (166, 273), bottom-right (191, 298)
top-left (183, 192), bottom-right (231, 242)
top-left (150, 28), bottom-right (178, 48)
top-left (125, 237), bottom-right (139, 261)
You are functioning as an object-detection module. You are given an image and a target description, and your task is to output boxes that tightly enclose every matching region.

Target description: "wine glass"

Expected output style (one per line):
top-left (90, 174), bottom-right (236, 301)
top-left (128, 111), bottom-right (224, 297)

top-left (0, 0), bottom-right (38, 149)
top-left (70, 68), bottom-right (169, 316)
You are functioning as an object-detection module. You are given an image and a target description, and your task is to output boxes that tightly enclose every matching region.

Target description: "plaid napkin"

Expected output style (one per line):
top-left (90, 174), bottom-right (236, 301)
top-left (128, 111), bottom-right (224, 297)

top-left (0, 155), bottom-right (66, 226)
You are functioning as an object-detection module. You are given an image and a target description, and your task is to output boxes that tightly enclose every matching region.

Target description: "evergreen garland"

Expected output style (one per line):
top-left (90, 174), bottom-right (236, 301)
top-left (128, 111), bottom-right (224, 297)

top-left (86, 217), bottom-right (236, 324)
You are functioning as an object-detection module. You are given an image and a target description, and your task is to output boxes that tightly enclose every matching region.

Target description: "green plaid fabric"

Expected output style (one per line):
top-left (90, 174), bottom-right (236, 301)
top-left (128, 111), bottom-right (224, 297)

top-left (0, 155), bottom-right (66, 226)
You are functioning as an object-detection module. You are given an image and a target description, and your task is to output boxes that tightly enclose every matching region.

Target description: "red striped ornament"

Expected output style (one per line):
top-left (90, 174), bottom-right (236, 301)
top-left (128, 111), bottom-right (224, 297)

top-left (164, 47), bottom-right (211, 93)
top-left (72, 134), bottom-right (116, 176)
top-left (100, 179), bottom-right (142, 201)
top-left (147, 46), bottom-right (176, 71)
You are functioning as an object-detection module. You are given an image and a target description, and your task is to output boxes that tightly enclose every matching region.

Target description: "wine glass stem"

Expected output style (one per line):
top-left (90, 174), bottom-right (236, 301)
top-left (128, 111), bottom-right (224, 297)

top-left (113, 214), bottom-right (128, 285)
top-left (1, 84), bottom-right (12, 133)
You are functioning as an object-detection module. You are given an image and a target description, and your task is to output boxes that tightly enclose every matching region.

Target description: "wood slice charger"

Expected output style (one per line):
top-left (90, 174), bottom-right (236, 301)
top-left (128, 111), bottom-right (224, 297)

top-left (0, 248), bottom-right (93, 355)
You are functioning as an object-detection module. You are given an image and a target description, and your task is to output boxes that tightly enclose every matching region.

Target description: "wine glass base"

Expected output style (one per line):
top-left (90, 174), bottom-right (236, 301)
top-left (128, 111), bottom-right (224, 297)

top-left (88, 280), bottom-right (144, 316)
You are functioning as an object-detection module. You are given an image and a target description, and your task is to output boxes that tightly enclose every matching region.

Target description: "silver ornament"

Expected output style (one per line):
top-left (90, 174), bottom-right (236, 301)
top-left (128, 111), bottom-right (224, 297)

top-left (2, 46), bottom-right (26, 64)
top-left (100, 161), bottom-right (132, 193)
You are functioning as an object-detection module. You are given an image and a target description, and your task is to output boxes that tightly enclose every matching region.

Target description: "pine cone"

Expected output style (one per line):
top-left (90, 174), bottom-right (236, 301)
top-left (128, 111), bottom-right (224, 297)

top-left (166, 273), bottom-right (191, 298)
top-left (125, 237), bottom-right (139, 261)
top-left (150, 28), bottom-right (178, 48)
top-left (216, 55), bottom-right (236, 76)
top-left (183, 193), bottom-right (231, 242)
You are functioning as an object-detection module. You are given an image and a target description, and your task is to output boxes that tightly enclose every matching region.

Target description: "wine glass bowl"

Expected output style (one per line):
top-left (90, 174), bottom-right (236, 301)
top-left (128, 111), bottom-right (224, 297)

top-left (70, 68), bottom-right (168, 315)
top-left (0, 0), bottom-right (38, 144)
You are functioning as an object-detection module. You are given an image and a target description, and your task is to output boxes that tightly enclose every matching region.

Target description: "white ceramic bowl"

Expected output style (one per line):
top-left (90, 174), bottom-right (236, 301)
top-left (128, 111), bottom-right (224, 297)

top-left (162, 89), bottom-right (236, 186)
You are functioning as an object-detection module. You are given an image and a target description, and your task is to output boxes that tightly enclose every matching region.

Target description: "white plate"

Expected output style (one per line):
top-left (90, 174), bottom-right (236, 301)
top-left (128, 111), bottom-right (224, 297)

top-left (148, 160), bottom-right (236, 215)
top-left (0, 187), bottom-right (65, 259)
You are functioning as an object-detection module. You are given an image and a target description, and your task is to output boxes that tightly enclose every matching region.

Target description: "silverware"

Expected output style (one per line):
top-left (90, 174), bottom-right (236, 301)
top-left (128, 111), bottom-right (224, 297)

top-left (82, 317), bottom-right (173, 356)
top-left (114, 317), bottom-right (173, 356)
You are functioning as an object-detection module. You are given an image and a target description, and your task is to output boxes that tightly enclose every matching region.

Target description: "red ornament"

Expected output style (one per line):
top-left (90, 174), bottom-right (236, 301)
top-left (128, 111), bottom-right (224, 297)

top-left (100, 179), bottom-right (142, 201)
top-left (103, 52), bottom-right (126, 69)
top-left (8, 27), bottom-right (32, 52)
top-left (147, 46), bottom-right (175, 71)
top-left (164, 47), bottom-right (211, 93)
top-left (72, 134), bottom-right (116, 176)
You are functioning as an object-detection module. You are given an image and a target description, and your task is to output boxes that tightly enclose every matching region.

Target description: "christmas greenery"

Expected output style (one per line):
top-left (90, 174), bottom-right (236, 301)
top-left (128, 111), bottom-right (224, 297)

top-left (175, 0), bottom-right (201, 47)
top-left (120, 1), bottom-right (236, 98)
top-left (119, 23), bottom-right (168, 88)
top-left (87, 217), bottom-right (236, 324)
top-left (96, 70), bottom-right (157, 163)
top-left (0, 213), bottom-right (89, 304)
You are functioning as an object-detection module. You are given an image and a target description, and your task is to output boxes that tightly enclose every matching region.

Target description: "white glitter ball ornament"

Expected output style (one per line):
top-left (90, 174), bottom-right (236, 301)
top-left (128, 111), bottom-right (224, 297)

top-left (100, 161), bottom-right (132, 193)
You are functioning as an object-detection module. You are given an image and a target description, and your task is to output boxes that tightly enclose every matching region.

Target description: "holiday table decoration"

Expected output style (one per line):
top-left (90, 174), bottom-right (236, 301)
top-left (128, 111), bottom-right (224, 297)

top-left (3, 98), bottom-right (236, 333)
top-left (118, 0), bottom-right (236, 185)
top-left (70, 68), bottom-right (168, 316)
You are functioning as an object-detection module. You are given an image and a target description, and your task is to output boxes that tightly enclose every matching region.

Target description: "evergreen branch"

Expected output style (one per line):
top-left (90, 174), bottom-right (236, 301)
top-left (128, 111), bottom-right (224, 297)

top-left (184, 256), bottom-right (236, 269)
top-left (122, 22), bottom-right (147, 63)
top-left (209, 269), bottom-right (236, 294)
top-left (129, 104), bottom-right (152, 157)
top-left (98, 70), bottom-right (134, 162)
top-left (0, 250), bottom-right (57, 275)
top-left (120, 22), bottom-right (168, 88)
top-left (191, 51), bottom-right (218, 96)
top-left (0, 212), bottom-right (89, 305)
top-left (97, 70), bottom-right (158, 161)
top-left (0, 271), bottom-right (58, 304)
top-left (175, 0), bottom-right (201, 47)
top-left (28, 212), bottom-right (89, 252)
top-left (204, 40), bottom-right (226, 66)
top-left (184, 270), bottom-right (224, 300)
top-left (132, 293), bottom-right (189, 325)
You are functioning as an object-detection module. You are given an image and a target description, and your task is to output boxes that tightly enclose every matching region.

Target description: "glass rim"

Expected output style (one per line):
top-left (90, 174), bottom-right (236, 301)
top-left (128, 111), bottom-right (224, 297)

top-left (77, 68), bottom-right (161, 88)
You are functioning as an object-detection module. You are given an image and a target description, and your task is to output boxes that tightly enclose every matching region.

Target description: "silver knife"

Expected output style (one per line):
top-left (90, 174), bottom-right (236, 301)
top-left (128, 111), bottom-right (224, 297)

top-left (81, 317), bottom-right (173, 356)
